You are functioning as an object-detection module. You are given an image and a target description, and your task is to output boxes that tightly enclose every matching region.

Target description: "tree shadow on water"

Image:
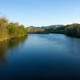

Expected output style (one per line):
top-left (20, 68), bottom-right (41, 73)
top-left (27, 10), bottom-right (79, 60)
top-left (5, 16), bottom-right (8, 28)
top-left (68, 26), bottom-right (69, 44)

top-left (0, 36), bottom-right (28, 64)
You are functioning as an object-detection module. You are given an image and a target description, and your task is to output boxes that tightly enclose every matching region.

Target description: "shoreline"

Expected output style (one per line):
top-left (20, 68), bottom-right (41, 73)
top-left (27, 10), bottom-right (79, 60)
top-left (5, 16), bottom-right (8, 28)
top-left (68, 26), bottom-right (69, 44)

top-left (0, 35), bottom-right (27, 42)
top-left (0, 33), bottom-right (80, 42)
top-left (0, 37), bottom-right (9, 42)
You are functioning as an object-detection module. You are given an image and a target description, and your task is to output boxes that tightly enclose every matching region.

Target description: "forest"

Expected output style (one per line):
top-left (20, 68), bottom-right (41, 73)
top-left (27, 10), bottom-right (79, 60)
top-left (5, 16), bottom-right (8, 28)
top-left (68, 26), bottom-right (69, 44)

top-left (0, 17), bottom-right (27, 41)
top-left (27, 24), bottom-right (80, 38)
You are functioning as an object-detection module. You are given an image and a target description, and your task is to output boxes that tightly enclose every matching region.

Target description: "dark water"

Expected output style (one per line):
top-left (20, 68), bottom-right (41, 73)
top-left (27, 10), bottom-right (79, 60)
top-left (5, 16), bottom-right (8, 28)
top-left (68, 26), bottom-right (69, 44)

top-left (0, 34), bottom-right (80, 80)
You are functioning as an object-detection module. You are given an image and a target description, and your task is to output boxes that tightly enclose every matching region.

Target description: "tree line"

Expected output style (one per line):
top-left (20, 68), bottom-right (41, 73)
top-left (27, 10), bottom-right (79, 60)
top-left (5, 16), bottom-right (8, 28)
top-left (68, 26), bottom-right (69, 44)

top-left (0, 17), bottom-right (80, 39)
top-left (0, 17), bottom-right (27, 41)
top-left (27, 24), bottom-right (80, 38)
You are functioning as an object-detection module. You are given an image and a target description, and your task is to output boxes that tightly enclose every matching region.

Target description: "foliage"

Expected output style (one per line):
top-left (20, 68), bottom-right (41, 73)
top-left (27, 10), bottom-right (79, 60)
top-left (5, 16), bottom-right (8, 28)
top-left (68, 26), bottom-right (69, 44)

top-left (27, 24), bottom-right (80, 37)
top-left (65, 24), bottom-right (80, 37)
top-left (0, 17), bottom-right (27, 41)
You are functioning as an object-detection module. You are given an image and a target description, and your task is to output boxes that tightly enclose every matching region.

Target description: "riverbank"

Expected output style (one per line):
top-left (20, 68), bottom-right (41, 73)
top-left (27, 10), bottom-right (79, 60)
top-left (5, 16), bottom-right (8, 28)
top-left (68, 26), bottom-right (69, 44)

top-left (0, 17), bottom-right (28, 42)
top-left (0, 37), bottom-right (9, 42)
top-left (0, 35), bottom-right (28, 42)
top-left (27, 24), bottom-right (80, 38)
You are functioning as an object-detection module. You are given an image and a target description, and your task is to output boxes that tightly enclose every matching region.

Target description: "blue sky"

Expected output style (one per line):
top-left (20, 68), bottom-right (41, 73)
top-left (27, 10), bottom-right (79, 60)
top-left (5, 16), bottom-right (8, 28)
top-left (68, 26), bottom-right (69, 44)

top-left (0, 0), bottom-right (80, 26)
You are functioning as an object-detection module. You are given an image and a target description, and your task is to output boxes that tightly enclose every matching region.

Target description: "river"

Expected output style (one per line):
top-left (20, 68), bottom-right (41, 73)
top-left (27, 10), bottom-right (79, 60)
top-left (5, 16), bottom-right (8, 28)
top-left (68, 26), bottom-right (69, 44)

top-left (0, 34), bottom-right (80, 80)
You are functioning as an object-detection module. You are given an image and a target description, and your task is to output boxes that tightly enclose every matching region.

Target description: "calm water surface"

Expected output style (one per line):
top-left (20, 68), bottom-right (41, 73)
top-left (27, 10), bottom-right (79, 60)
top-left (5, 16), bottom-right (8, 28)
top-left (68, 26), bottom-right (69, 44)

top-left (0, 34), bottom-right (80, 80)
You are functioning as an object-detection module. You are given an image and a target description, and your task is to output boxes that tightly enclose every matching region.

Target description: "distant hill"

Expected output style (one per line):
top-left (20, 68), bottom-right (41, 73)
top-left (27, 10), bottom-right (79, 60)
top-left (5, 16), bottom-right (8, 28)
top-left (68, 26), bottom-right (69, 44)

top-left (27, 24), bottom-right (80, 38)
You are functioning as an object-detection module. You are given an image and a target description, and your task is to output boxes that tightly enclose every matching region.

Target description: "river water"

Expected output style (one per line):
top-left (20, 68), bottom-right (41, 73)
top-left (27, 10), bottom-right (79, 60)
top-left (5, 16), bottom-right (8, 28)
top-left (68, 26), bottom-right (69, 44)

top-left (0, 34), bottom-right (80, 80)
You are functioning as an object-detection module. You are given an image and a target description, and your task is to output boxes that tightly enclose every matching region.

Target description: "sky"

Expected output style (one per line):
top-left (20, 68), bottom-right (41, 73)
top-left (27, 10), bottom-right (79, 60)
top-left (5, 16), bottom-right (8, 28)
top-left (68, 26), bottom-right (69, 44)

top-left (0, 0), bottom-right (80, 27)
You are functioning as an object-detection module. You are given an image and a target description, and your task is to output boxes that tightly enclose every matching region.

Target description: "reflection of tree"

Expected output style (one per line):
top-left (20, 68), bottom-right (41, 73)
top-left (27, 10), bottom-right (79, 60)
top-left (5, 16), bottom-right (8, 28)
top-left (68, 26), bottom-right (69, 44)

top-left (0, 40), bottom-right (9, 64)
top-left (0, 36), bottom-right (28, 64)
top-left (8, 36), bottom-right (28, 49)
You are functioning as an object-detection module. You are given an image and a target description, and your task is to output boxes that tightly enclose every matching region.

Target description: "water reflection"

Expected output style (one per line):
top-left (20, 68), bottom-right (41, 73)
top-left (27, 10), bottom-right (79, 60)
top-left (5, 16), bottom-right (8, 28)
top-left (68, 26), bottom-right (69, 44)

top-left (0, 36), bottom-right (28, 64)
top-left (0, 41), bottom-right (8, 63)
top-left (0, 34), bottom-right (80, 80)
top-left (8, 36), bottom-right (27, 49)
